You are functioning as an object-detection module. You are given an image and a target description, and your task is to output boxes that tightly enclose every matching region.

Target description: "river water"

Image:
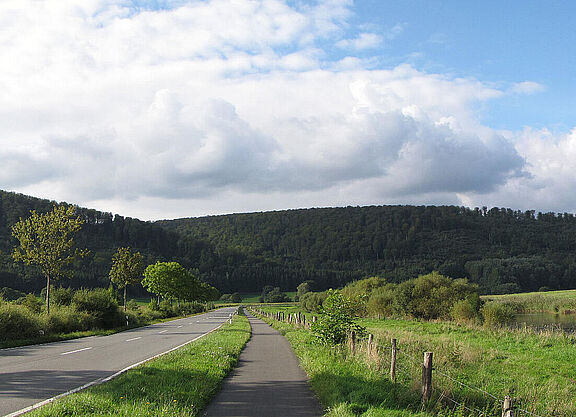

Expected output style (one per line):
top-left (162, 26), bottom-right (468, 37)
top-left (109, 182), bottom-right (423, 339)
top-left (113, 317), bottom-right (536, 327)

top-left (511, 312), bottom-right (576, 332)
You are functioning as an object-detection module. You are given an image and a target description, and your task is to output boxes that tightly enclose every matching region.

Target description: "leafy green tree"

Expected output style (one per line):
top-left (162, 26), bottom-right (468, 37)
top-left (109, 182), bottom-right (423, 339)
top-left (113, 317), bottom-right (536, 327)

top-left (109, 247), bottom-right (145, 311)
top-left (311, 289), bottom-right (365, 345)
top-left (12, 205), bottom-right (86, 314)
top-left (142, 261), bottom-right (188, 301)
top-left (295, 280), bottom-right (314, 301)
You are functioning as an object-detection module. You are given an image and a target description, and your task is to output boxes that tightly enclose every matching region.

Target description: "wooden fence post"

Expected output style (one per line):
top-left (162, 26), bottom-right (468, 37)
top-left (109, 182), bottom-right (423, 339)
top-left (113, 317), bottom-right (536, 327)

top-left (502, 396), bottom-right (515, 417)
top-left (390, 338), bottom-right (397, 382)
top-left (421, 352), bottom-right (433, 402)
top-left (367, 333), bottom-right (373, 356)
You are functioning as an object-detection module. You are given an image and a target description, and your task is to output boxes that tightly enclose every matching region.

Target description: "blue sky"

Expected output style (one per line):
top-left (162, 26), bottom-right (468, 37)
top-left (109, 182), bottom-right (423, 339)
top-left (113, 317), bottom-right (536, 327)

top-left (350, 0), bottom-right (576, 131)
top-left (1, 0), bottom-right (575, 219)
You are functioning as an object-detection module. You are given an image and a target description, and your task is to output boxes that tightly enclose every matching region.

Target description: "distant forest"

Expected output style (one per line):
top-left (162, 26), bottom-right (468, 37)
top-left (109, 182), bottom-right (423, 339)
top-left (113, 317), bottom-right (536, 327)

top-left (1, 189), bottom-right (576, 294)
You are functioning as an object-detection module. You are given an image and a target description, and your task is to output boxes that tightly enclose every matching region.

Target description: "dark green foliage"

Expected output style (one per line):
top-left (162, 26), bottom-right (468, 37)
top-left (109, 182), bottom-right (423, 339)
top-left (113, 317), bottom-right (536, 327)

top-left (299, 291), bottom-right (327, 312)
top-left (3, 190), bottom-right (576, 295)
top-left (259, 286), bottom-right (290, 303)
top-left (0, 303), bottom-right (42, 341)
top-left (51, 286), bottom-right (74, 305)
top-left (0, 286), bottom-right (25, 301)
top-left (311, 289), bottom-right (366, 345)
top-left (17, 293), bottom-right (43, 313)
top-left (295, 280), bottom-right (313, 301)
top-left (220, 292), bottom-right (242, 303)
top-left (72, 288), bottom-right (122, 328)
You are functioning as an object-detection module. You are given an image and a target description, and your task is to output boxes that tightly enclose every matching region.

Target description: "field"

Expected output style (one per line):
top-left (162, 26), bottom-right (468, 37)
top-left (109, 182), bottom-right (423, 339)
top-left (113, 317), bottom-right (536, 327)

top-left (255, 304), bottom-right (575, 417)
top-left (483, 288), bottom-right (576, 313)
top-left (28, 312), bottom-right (251, 417)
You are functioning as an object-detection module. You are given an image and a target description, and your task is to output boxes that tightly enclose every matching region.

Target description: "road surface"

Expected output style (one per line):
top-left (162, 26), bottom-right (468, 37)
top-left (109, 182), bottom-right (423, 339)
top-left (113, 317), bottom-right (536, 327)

top-left (0, 307), bottom-right (237, 417)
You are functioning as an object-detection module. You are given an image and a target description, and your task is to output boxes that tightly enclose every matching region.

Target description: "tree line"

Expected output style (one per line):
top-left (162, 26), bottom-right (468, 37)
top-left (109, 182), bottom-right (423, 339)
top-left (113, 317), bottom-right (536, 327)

top-left (2, 190), bottom-right (576, 294)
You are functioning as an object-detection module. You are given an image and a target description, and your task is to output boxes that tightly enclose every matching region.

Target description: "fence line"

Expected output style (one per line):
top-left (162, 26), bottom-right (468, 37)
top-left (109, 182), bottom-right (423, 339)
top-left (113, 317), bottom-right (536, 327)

top-left (248, 308), bottom-right (549, 417)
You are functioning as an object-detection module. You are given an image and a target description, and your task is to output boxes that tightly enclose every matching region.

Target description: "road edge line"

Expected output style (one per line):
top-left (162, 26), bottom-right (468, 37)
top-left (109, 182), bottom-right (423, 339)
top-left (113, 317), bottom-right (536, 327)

top-left (4, 318), bottom-right (228, 417)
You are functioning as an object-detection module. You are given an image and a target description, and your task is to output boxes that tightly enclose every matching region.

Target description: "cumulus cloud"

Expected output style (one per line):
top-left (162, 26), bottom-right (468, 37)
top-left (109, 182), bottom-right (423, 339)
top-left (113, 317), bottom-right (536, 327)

top-left (510, 81), bottom-right (546, 95)
top-left (0, 0), bottom-right (556, 219)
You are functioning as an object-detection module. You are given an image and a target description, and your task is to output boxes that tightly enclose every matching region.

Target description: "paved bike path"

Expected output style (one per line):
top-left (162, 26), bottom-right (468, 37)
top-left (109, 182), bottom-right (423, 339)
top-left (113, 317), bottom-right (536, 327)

top-left (203, 312), bottom-right (323, 417)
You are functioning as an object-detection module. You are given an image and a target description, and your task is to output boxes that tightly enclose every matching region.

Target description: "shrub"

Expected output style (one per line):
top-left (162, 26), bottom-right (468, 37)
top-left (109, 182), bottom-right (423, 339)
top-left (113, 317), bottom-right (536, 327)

top-left (148, 298), bottom-right (160, 311)
top-left (260, 286), bottom-right (290, 303)
top-left (52, 287), bottom-right (74, 306)
top-left (394, 272), bottom-right (479, 320)
top-left (43, 305), bottom-right (95, 334)
top-left (159, 300), bottom-right (176, 316)
top-left (481, 301), bottom-right (516, 327)
top-left (17, 293), bottom-right (43, 313)
top-left (174, 301), bottom-right (204, 316)
top-left (366, 284), bottom-right (397, 318)
top-left (126, 299), bottom-right (139, 311)
top-left (0, 287), bottom-right (26, 301)
top-left (300, 291), bottom-right (328, 313)
top-left (72, 288), bottom-right (122, 328)
top-left (0, 303), bottom-right (43, 341)
top-left (451, 294), bottom-right (482, 323)
top-left (311, 289), bottom-right (366, 345)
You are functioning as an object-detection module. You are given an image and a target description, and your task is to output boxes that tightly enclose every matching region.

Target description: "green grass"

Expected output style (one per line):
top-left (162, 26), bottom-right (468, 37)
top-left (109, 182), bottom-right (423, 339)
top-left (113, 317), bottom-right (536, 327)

top-left (238, 292), bottom-right (296, 303)
top-left (483, 289), bottom-right (576, 313)
top-left (27, 311), bottom-right (251, 417)
top-left (255, 306), bottom-right (574, 417)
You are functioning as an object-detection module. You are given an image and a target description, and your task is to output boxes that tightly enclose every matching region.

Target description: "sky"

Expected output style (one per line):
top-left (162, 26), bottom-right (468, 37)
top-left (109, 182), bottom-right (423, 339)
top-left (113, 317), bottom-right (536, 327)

top-left (1, 0), bottom-right (576, 220)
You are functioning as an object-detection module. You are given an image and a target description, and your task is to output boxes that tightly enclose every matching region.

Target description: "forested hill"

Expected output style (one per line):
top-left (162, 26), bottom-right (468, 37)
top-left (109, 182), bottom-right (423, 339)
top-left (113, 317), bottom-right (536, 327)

top-left (2, 189), bottom-right (576, 294)
top-left (158, 206), bottom-right (576, 294)
top-left (0, 190), bottom-right (220, 294)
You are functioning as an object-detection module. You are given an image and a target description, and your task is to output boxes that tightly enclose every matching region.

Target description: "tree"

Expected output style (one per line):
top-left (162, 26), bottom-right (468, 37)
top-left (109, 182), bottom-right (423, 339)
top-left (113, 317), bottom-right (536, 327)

top-left (311, 289), bottom-right (365, 345)
top-left (142, 262), bottom-right (188, 301)
top-left (109, 247), bottom-right (145, 312)
top-left (12, 205), bottom-right (86, 314)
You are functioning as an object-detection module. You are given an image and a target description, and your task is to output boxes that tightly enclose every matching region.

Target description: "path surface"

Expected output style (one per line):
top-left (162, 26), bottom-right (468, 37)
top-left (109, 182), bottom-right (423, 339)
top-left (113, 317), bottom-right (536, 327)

top-left (204, 312), bottom-right (323, 417)
top-left (0, 307), bottom-right (237, 417)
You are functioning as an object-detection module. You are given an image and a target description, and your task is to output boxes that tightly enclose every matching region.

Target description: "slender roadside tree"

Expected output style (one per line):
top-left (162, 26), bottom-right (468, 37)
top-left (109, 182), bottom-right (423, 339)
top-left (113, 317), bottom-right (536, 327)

top-left (109, 247), bottom-right (145, 312)
top-left (12, 205), bottom-right (86, 314)
top-left (142, 261), bottom-right (188, 302)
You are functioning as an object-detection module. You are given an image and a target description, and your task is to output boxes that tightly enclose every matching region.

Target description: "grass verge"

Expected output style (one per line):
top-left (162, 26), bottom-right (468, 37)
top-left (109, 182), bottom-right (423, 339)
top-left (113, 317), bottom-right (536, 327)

top-left (27, 312), bottom-right (251, 417)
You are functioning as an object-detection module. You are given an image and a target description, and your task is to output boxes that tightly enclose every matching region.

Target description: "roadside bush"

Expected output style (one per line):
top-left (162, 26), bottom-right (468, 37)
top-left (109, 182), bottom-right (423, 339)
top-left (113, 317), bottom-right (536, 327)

top-left (174, 301), bottom-right (204, 316)
top-left (43, 305), bottom-right (95, 334)
top-left (481, 301), bottom-right (516, 327)
top-left (17, 293), bottom-right (43, 313)
top-left (159, 300), bottom-right (176, 316)
top-left (72, 288), bottom-right (122, 328)
top-left (126, 299), bottom-right (139, 311)
top-left (0, 303), bottom-right (43, 341)
top-left (0, 287), bottom-right (26, 301)
top-left (148, 298), bottom-right (160, 311)
top-left (52, 287), bottom-right (74, 306)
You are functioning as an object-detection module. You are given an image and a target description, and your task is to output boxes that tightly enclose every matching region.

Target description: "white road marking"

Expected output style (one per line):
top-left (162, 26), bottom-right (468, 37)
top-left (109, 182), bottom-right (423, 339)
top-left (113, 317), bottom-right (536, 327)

top-left (125, 337), bottom-right (142, 342)
top-left (60, 347), bottom-right (92, 356)
top-left (177, 325), bottom-right (183, 328)
top-left (158, 330), bottom-right (168, 334)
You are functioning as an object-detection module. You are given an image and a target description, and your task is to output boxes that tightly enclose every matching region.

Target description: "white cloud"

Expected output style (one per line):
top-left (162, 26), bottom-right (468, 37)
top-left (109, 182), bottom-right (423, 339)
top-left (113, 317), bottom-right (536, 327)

top-left (510, 81), bottom-right (546, 95)
top-left (337, 32), bottom-right (382, 50)
top-left (0, 0), bottom-right (561, 220)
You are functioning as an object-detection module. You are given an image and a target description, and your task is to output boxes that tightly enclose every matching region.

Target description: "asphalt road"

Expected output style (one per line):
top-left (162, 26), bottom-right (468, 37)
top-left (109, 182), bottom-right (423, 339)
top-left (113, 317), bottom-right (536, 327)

top-left (203, 312), bottom-right (323, 417)
top-left (0, 306), bottom-right (238, 417)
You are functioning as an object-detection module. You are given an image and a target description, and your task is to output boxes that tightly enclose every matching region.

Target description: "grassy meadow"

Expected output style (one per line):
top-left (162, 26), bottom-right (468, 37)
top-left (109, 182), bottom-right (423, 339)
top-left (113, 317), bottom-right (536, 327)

top-left (483, 288), bottom-right (576, 313)
top-left (27, 311), bottom-right (251, 417)
top-left (255, 304), bottom-right (574, 417)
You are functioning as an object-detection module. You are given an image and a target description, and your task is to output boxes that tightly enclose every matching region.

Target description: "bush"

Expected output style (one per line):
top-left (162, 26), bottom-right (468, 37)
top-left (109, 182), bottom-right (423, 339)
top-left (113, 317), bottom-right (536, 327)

top-left (43, 305), bottom-right (95, 334)
top-left (17, 293), bottom-right (43, 313)
top-left (159, 300), bottom-right (176, 316)
top-left (174, 301), bottom-right (204, 316)
top-left (394, 272), bottom-right (479, 320)
top-left (0, 287), bottom-right (26, 301)
top-left (148, 298), bottom-right (160, 311)
top-left (451, 294), bottom-right (482, 323)
top-left (481, 301), bottom-right (516, 327)
top-left (72, 288), bottom-right (122, 328)
top-left (300, 291), bottom-right (328, 313)
top-left (260, 286), bottom-right (290, 303)
top-left (366, 284), bottom-right (397, 318)
top-left (52, 287), bottom-right (74, 306)
top-left (311, 289), bottom-right (366, 345)
top-left (0, 303), bottom-right (43, 341)
top-left (126, 299), bottom-right (139, 311)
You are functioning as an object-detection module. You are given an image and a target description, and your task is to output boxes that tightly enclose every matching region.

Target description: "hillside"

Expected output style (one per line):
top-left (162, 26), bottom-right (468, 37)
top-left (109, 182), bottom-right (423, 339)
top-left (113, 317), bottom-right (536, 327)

top-left (2, 189), bottom-right (576, 294)
top-left (159, 205), bottom-right (576, 293)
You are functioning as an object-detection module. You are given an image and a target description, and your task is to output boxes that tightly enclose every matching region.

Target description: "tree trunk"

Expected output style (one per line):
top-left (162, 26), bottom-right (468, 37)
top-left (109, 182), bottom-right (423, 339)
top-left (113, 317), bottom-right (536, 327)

top-left (124, 286), bottom-right (127, 312)
top-left (45, 273), bottom-right (51, 315)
